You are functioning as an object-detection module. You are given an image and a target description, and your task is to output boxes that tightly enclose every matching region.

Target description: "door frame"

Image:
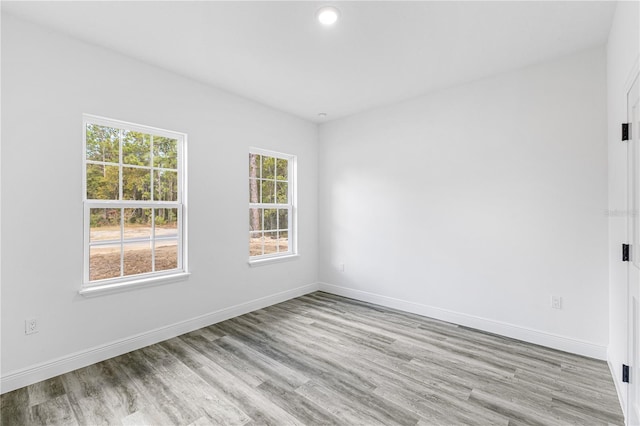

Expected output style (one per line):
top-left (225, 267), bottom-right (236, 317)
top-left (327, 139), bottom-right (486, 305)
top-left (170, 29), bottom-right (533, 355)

top-left (628, 70), bottom-right (640, 426)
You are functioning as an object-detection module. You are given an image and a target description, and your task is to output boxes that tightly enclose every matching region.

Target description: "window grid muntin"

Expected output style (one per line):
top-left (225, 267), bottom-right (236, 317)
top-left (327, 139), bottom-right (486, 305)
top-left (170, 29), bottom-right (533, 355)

top-left (249, 149), bottom-right (294, 259)
top-left (85, 128), bottom-right (179, 203)
top-left (85, 167), bottom-right (179, 202)
top-left (248, 206), bottom-right (291, 255)
top-left (85, 204), bottom-right (182, 283)
top-left (83, 115), bottom-right (185, 286)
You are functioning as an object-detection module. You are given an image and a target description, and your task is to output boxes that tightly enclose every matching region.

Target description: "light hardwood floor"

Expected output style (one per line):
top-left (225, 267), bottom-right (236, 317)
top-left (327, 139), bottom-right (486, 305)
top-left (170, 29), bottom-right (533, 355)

top-left (1, 292), bottom-right (625, 425)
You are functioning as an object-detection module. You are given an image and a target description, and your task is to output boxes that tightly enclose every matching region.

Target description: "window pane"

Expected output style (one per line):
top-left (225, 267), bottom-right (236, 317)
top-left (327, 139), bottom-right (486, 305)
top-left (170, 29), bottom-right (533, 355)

top-left (278, 231), bottom-right (289, 253)
top-left (249, 178), bottom-right (260, 203)
top-left (278, 209), bottom-right (288, 231)
top-left (263, 231), bottom-right (277, 254)
top-left (123, 167), bottom-right (151, 200)
top-left (124, 208), bottom-right (151, 240)
top-left (249, 153), bottom-right (260, 179)
top-left (85, 117), bottom-right (185, 283)
top-left (153, 137), bottom-right (178, 169)
top-left (155, 239), bottom-right (178, 272)
top-left (248, 151), bottom-right (294, 258)
top-left (123, 242), bottom-right (153, 276)
top-left (262, 156), bottom-right (275, 179)
top-left (249, 232), bottom-right (263, 256)
top-left (86, 164), bottom-right (119, 200)
top-left (90, 244), bottom-right (121, 281)
top-left (155, 208), bottom-right (178, 238)
top-left (276, 181), bottom-right (288, 203)
top-left (261, 180), bottom-right (275, 203)
top-left (264, 209), bottom-right (277, 230)
top-left (154, 170), bottom-right (178, 201)
top-left (122, 131), bottom-right (150, 166)
top-left (90, 208), bottom-right (121, 242)
top-left (86, 124), bottom-right (119, 163)
top-left (250, 208), bottom-right (262, 231)
top-left (276, 158), bottom-right (288, 181)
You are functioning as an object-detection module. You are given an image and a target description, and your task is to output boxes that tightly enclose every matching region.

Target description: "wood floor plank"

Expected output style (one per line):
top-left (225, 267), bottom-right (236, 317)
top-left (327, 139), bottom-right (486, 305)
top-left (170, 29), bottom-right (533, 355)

top-left (27, 377), bottom-right (66, 407)
top-left (467, 389), bottom-right (563, 425)
top-left (192, 364), bottom-right (303, 426)
top-left (29, 395), bottom-right (78, 426)
top-left (119, 408), bottom-right (174, 426)
top-left (179, 333), bottom-right (266, 388)
top-left (256, 379), bottom-right (343, 425)
top-left (215, 335), bottom-right (310, 389)
top-left (213, 317), bottom-right (380, 393)
top-left (60, 363), bottom-right (130, 424)
top-left (1, 387), bottom-right (29, 426)
top-left (256, 310), bottom-right (473, 403)
top-left (116, 350), bottom-right (200, 424)
top-left (103, 357), bottom-right (168, 421)
top-left (138, 344), bottom-right (252, 425)
top-left (65, 395), bottom-right (119, 426)
top-left (294, 380), bottom-right (390, 426)
top-left (550, 393), bottom-right (624, 424)
top-left (163, 336), bottom-right (303, 425)
top-left (0, 291), bottom-right (625, 425)
top-left (374, 381), bottom-right (509, 426)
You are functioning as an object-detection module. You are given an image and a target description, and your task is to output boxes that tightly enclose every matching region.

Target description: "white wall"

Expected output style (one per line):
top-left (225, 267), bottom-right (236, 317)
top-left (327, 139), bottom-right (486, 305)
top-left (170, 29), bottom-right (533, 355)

top-left (1, 14), bottom-right (318, 391)
top-left (0, 6), bottom-right (620, 396)
top-left (318, 48), bottom-right (608, 358)
top-left (607, 0), bottom-right (640, 417)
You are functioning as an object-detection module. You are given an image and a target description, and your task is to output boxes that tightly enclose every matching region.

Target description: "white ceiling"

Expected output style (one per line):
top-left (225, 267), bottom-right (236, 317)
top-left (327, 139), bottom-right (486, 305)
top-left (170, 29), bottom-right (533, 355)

top-left (2, 1), bottom-right (616, 123)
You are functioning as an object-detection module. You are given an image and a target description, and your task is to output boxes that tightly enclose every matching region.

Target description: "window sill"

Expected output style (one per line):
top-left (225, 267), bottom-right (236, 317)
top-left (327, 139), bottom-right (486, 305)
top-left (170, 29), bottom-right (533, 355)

top-left (79, 272), bottom-right (191, 297)
top-left (248, 254), bottom-right (299, 267)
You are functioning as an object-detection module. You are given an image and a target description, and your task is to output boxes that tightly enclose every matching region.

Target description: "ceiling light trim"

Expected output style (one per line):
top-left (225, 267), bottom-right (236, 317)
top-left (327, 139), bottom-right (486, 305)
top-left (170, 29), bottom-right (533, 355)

top-left (316, 6), bottom-right (340, 26)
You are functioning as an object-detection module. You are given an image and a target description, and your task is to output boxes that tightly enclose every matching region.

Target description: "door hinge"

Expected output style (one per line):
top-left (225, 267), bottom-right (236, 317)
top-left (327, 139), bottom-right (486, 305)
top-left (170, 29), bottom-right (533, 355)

top-left (623, 364), bottom-right (630, 383)
top-left (623, 123), bottom-right (630, 141)
top-left (623, 244), bottom-right (630, 262)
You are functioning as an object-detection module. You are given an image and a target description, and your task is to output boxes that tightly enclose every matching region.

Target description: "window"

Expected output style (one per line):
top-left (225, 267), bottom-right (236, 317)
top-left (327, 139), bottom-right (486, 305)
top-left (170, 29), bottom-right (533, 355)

top-left (82, 115), bottom-right (187, 293)
top-left (249, 149), bottom-right (296, 261)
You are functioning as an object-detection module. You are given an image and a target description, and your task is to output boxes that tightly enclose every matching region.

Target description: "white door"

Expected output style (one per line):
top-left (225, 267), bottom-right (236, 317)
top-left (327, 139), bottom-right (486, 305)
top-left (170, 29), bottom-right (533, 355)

top-left (628, 72), bottom-right (640, 426)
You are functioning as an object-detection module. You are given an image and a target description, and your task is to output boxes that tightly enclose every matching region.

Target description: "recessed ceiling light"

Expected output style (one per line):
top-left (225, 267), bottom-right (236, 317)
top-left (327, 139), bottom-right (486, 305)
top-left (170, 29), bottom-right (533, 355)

top-left (317, 6), bottom-right (340, 26)
top-left (318, 112), bottom-right (328, 118)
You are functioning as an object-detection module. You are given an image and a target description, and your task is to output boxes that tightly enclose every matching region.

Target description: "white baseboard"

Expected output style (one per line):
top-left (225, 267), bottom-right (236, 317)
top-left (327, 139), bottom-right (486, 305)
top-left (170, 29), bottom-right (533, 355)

top-left (2, 281), bottom-right (608, 394)
top-left (0, 282), bottom-right (319, 394)
top-left (318, 282), bottom-right (608, 360)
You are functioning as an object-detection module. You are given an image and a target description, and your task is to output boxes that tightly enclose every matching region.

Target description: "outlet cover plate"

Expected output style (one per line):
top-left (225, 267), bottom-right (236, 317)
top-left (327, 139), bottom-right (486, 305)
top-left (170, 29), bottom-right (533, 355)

top-left (25, 318), bottom-right (38, 335)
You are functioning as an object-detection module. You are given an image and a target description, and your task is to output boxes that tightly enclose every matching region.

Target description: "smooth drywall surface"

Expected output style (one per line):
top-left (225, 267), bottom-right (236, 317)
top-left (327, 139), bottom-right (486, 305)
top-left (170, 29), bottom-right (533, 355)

top-left (319, 48), bottom-right (608, 354)
top-left (607, 0), bottom-right (640, 416)
top-left (1, 15), bottom-right (318, 378)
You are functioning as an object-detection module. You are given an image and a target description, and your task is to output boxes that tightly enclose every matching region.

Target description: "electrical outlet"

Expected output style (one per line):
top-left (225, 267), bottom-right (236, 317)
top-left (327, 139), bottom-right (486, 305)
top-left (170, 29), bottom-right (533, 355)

top-left (339, 263), bottom-right (345, 272)
top-left (551, 296), bottom-right (563, 310)
top-left (25, 318), bottom-right (38, 335)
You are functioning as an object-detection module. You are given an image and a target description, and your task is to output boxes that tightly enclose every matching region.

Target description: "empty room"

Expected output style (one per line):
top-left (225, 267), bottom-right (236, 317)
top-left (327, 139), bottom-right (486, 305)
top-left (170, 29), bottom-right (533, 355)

top-left (1, 1), bottom-right (639, 425)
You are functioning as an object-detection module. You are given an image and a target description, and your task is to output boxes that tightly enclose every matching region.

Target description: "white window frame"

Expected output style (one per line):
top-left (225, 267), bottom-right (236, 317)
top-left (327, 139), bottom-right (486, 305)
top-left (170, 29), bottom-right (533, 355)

top-left (248, 148), bottom-right (297, 265)
top-left (81, 114), bottom-right (189, 296)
